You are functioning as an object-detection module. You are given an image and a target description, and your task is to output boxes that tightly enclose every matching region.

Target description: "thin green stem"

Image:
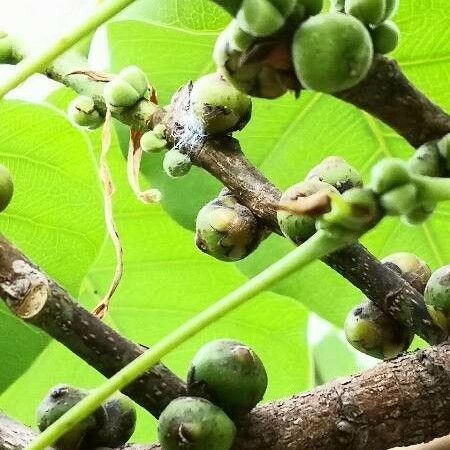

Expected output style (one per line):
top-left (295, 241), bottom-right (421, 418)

top-left (25, 230), bottom-right (346, 450)
top-left (413, 174), bottom-right (450, 202)
top-left (0, 0), bottom-right (137, 100)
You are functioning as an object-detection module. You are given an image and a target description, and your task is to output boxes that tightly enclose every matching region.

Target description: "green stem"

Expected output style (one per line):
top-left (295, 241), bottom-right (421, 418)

top-left (26, 230), bottom-right (345, 450)
top-left (0, 0), bottom-right (137, 100)
top-left (413, 174), bottom-right (450, 202)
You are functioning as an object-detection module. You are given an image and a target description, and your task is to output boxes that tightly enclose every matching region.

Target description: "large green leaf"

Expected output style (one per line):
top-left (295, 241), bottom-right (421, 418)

top-left (0, 101), bottom-right (104, 392)
top-left (100, 1), bottom-right (450, 328)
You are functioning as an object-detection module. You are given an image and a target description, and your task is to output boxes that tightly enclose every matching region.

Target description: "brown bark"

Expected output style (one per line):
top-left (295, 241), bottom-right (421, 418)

top-left (0, 237), bottom-right (186, 418)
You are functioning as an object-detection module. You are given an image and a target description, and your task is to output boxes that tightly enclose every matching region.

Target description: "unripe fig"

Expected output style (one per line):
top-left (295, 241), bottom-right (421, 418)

top-left (140, 125), bottom-right (167, 153)
top-left (345, 0), bottom-right (386, 26)
top-left (158, 397), bottom-right (236, 450)
top-left (87, 393), bottom-right (136, 448)
top-left (195, 194), bottom-right (262, 261)
top-left (380, 183), bottom-right (417, 215)
top-left (0, 164), bottom-right (13, 212)
top-left (190, 73), bottom-right (252, 135)
top-left (36, 385), bottom-right (98, 450)
top-left (277, 179), bottom-right (339, 245)
top-left (292, 13), bottom-right (373, 93)
top-left (306, 156), bottom-right (363, 193)
top-left (68, 95), bottom-right (104, 130)
top-left (104, 66), bottom-right (148, 108)
top-left (370, 158), bottom-right (410, 194)
top-left (371, 20), bottom-right (400, 54)
top-left (163, 149), bottom-right (192, 178)
top-left (236, 0), bottom-right (296, 37)
top-left (408, 141), bottom-right (445, 177)
top-left (187, 339), bottom-right (268, 416)
top-left (0, 31), bottom-right (13, 63)
top-left (424, 265), bottom-right (450, 331)
top-left (345, 299), bottom-right (413, 359)
top-left (382, 252), bottom-right (432, 294)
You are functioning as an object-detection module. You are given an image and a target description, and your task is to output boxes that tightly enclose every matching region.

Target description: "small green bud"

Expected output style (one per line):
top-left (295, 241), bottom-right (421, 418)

top-left (195, 194), bottom-right (262, 261)
top-left (380, 183), bottom-right (417, 215)
top-left (190, 72), bottom-right (252, 135)
top-left (277, 179), bottom-right (339, 245)
top-left (408, 141), bottom-right (445, 177)
top-left (236, 0), bottom-right (296, 37)
top-left (345, 300), bottom-right (413, 360)
top-left (382, 252), bottom-right (432, 294)
top-left (68, 95), bottom-right (104, 130)
top-left (163, 149), bottom-right (192, 178)
top-left (0, 164), bottom-right (13, 212)
top-left (104, 66), bottom-right (148, 109)
top-left (87, 393), bottom-right (136, 448)
top-left (370, 158), bottom-right (410, 194)
top-left (187, 339), bottom-right (267, 416)
top-left (140, 128), bottom-right (167, 153)
top-left (424, 265), bottom-right (450, 331)
top-left (36, 385), bottom-right (99, 450)
top-left (292, 13), bottom-right (374, 93)
top-left (370, 20), bottom-right (400, 55)
top-left (158, 397), bottom-right (236, 450)
top-left (306, 156), bottom-right (363, 193)
top-left (0, 31), bottom-right (13, 63)
top-left (345, 0), bottom-right (386, 26)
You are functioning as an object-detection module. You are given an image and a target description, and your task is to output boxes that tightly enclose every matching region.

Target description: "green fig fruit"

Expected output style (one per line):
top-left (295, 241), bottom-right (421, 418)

top-left (68, 95), bottom-right (104, 130)
top-left (424, 265), bottom-right (450, 332)
top-left (380, 183), bottom-right (417, 215)
top-left (190, 72), bottom-right (252, 135)
top-left (408, 141), bottom-right (445, 177)
top-left (87, 393), bottom-right (136, 448)
top-left (371, 20), bottom-right (400, 54)
top-left (158, 397), bottom-right (236, 450)
top-left (437, 133), bottom-right (450, 172)
top-left (345, 0), bottom-right (387, 26)
top-left (402, 202), bottom-right (436, 226)
top-left (36, 385), bottom-right (99, 450)
top-left (195, 194), bottom-right (262, 261)
top-left (292, 13), bottom-right (373, 93)
top-left (236, 0), bottom-right (296, 37)
top-left (140, 126), bottom-right (167, 153)
top-left (277, 179), bottom-right (339, 245)
top-left (382, 252), bottom-right (432, 294)
top-left (187, 339), bottom-right (267, 416)
top-left (345, 299), bottom-right (413, 359)
top-left (306, 156), bottom-right (363, 193)
top-left (104, 66), bottom-right (148, 109)
top-left (0, 164), bottom-right (13, 212)
top-left (370, 158), bottom-right (410, 194)
top-left (163, 149), bottom-right (192, 178)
